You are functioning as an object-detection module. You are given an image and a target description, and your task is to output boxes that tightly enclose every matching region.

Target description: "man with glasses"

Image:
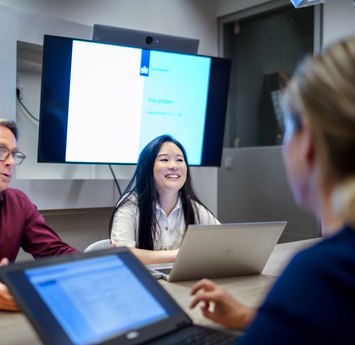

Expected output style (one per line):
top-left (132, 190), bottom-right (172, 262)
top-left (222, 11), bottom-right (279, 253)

top-left (0, 119), bottom-right (79, 311)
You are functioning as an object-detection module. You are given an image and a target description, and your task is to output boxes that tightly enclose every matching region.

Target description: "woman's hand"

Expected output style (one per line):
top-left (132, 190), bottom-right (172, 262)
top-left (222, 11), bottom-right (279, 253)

top-left (0, 258), bottom-right (19, 312)
top-left (190, 278), bottom-right (256, 329)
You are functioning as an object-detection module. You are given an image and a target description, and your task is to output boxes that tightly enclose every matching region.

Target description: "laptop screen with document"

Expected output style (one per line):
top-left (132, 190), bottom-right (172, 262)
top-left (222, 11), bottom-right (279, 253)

top-left (0, 248), bottom-right (199, 345)
top-left (24, 255), bottom-right (169, 345)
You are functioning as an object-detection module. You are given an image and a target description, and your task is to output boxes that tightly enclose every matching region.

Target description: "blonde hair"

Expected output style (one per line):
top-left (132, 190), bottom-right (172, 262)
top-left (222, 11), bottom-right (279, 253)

top-left (331, 178), bottom-right (355, 226)
top-left (283, 36), bottom-right (355, 226)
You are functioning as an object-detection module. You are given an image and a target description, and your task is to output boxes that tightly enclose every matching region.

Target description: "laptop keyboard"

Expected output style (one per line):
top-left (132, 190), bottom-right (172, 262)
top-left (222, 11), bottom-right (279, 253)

top-left (169, 326), bottom-right (237, 345)
top-left (156, 268), bottom-right (172, 275)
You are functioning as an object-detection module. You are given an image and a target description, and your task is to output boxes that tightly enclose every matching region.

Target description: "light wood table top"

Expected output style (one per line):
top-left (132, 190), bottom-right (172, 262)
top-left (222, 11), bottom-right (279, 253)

top-left (159, 237), bottom-right (320, 330)
top-left (0, 238), bottom-right (320, 345)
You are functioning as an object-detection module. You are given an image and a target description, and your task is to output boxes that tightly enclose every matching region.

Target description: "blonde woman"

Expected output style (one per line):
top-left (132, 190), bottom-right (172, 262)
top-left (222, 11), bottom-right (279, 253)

top-left (190, 36), bottom-right (355, 345)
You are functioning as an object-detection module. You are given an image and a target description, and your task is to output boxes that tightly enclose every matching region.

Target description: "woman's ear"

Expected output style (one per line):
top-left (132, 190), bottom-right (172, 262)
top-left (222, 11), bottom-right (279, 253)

top-left (300, 118), bottom-right (315, 169)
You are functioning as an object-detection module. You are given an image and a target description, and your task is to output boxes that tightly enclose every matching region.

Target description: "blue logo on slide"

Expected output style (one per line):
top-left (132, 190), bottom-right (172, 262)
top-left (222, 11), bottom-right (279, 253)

top-left (140, 50), bottom-right (150, 77)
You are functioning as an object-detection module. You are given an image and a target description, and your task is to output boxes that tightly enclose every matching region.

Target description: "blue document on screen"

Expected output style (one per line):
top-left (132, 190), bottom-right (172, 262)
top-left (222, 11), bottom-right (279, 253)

top-left (66, 41), bottom-right (210, 165)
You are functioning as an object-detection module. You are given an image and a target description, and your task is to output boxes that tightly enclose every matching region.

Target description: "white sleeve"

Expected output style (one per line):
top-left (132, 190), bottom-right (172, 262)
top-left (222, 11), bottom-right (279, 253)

top-left (195, 202), bottom-right (221, 225)
top-left (110, 199), bottom-right (139, 248)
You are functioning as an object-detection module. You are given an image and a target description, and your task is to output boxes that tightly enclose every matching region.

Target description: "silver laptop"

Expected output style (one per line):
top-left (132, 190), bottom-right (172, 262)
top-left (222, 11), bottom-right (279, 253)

top-left (147, 221), bottom-right (287, 282)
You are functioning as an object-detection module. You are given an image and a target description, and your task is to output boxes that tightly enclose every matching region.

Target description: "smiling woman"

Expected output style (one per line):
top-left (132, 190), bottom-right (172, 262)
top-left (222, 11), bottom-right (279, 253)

top-left (153, 141), bottom-right (187, 214)
top-left (109, 134), bottom-right (219, 265)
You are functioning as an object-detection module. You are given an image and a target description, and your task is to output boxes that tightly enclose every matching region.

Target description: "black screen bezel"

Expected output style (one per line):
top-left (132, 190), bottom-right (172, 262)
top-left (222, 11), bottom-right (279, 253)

top-left (37, 35), bottom-right (231, 167)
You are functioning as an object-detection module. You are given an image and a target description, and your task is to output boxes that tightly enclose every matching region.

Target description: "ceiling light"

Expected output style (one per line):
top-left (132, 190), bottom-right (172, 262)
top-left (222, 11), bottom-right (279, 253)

top-left (290, 0), bottom-right (330, 8)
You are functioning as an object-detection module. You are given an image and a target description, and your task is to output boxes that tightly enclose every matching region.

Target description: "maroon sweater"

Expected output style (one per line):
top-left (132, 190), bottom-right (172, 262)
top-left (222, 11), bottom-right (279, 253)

top-left (0, 187), bottom-right (79, 261)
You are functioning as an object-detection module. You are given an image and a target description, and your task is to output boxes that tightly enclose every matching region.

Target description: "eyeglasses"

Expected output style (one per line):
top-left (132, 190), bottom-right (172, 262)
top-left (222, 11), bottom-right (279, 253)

top-left (0, 146), bottom-right (26, 165)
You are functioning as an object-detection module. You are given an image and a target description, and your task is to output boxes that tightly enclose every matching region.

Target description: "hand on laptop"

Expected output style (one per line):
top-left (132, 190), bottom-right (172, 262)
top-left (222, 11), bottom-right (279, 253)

top-left (190, 278), bottom-right (256, 329)
top-left (0, 258), bottom-right (19, 312)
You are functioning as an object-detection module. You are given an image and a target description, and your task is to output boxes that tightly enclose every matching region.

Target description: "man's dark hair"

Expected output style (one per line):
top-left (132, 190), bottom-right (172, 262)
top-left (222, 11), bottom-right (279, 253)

top-left (0, 119), bottom-right (18, 139)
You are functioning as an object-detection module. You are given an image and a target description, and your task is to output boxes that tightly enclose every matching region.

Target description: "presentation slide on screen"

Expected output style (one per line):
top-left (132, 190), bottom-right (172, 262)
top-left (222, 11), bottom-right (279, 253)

top-left (26, 256), bottom-right (168, 345)
top-left (65, 41), bottom-right (211, 165)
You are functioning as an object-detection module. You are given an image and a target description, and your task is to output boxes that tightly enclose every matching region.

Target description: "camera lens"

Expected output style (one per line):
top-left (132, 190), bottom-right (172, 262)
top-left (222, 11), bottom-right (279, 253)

top-left (145, 36), bottom-right (153, 45)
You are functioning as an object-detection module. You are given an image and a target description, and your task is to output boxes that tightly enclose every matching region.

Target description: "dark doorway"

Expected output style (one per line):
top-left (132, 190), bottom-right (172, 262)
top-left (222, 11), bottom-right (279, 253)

top-left (222, 5), bottom-right (314, 148)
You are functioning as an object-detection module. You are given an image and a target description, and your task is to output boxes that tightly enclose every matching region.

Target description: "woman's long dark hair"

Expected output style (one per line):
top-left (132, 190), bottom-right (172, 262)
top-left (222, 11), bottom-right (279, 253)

top-left (109, 134), bottom-right (211, 250)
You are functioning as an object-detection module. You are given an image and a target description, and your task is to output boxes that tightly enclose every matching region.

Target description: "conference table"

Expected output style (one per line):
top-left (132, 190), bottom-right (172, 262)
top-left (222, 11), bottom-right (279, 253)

top-left (0, 238), bottom-right (320, 345)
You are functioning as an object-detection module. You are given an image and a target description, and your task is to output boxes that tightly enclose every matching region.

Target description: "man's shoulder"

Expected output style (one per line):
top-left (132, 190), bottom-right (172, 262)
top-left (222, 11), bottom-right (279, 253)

top-left (2, 187), bottom-right (31, 205)
top-left (3, 187), bottom-right (27, 197)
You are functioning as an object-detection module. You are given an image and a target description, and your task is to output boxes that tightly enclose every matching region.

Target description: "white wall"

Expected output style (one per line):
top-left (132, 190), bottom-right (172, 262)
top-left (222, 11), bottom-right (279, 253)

top-left (322, 0), bottom-right (355, 46)
top-left (0, 0), bottom-right (218, 56)
top-left (0, 1), bottom-right (220, 213)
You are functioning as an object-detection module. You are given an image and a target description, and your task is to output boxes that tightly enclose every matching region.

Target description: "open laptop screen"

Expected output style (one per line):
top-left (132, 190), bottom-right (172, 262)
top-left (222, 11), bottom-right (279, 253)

top-left (25, 255), bottom-right (168, 344)
top-left (1, 248), bottom-right (190, 345)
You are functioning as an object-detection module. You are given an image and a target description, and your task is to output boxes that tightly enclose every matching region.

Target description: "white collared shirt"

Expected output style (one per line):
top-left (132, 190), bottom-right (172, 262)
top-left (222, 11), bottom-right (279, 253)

top-left (111, 194), bottom-right (219, 250)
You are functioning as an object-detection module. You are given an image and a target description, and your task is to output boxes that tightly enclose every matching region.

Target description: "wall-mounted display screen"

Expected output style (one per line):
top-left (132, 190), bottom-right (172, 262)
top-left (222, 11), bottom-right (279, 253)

top-left (38, 35), bottom-right (230, 166)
